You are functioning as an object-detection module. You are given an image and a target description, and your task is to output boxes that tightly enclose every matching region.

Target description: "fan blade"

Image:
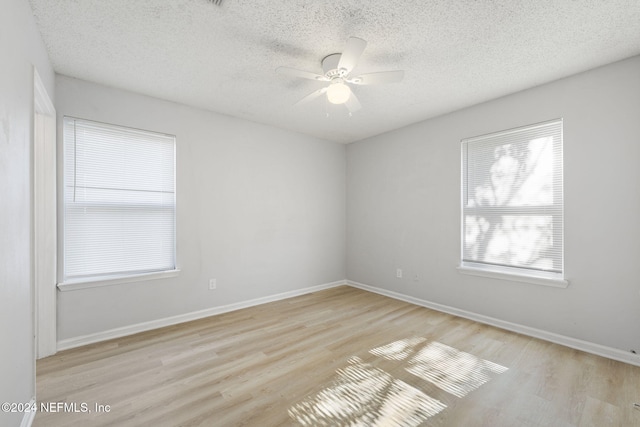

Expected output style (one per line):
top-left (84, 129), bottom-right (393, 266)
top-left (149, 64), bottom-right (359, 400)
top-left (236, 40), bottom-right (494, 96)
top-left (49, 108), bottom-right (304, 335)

top-left (345, 91), bottom-right (361, 113)
top-left (276, 67), bottom-right (329, 81)
top-left (349, 70), bottom-right (404, 85)
top-left (337, 37), bottom-right (367, 73)
top-left (294, 87), bottom-right (328, 106)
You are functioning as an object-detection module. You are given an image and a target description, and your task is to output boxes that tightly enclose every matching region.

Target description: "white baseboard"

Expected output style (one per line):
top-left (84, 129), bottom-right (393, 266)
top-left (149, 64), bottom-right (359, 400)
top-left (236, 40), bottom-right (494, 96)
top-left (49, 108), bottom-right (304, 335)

top-left (57, 278), bottom-right (639, 367)
top-left (20, 398), bottom-right (36, 427)
top-left (346, 280), bottom-right (640, 367)
top-left (57, 280), bottom-right (346, 351)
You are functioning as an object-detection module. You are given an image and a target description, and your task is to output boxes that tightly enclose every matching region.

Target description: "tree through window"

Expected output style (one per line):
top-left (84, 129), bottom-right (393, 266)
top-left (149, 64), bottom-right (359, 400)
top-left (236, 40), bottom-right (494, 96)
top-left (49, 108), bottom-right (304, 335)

top-left (461, 119), bottom-right (563, 280)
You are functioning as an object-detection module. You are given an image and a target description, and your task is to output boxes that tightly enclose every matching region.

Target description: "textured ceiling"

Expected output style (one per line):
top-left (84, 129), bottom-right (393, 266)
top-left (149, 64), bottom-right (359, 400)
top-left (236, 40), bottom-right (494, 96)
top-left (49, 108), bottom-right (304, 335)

top-left (29, 0), bottom-right (640, 143)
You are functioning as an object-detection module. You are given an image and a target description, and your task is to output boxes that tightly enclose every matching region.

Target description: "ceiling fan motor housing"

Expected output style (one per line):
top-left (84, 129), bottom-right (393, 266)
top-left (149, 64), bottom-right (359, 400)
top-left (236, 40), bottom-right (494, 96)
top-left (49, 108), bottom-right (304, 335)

top-left (322, 53), bottom-right (346, 78)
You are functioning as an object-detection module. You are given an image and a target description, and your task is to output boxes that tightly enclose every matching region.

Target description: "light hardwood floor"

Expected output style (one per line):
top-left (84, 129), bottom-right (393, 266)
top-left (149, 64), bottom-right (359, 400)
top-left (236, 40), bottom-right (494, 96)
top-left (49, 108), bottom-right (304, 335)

top-left (35, 286), bottom-right (640, 426)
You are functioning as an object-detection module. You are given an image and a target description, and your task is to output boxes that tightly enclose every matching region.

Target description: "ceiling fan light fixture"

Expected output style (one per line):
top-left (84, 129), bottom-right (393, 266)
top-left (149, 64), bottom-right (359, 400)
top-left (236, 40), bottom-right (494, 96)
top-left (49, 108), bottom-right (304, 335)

top-left (326, 81), bottom-right (351, 104)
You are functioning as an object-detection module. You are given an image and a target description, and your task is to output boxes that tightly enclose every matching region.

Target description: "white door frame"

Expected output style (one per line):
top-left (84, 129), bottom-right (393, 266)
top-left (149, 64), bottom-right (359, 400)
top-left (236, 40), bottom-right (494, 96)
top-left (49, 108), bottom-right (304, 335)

top-left (33, 68), bottom-right (57, 359)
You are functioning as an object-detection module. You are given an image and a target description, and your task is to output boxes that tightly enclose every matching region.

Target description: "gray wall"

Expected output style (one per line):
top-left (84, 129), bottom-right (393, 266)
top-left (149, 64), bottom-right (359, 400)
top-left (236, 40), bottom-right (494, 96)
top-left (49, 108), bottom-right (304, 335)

top-left (55, 76), bottom-right (346, 340)
top-left (347, 56), bottom-right (640, 354)
top-left (1, 0), bottom-right (55, 425)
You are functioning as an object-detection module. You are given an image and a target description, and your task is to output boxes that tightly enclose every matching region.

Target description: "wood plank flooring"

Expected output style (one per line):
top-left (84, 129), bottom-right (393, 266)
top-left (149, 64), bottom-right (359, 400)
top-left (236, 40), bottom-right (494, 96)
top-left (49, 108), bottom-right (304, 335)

top-left (34, 286), bottom-right (640, 426)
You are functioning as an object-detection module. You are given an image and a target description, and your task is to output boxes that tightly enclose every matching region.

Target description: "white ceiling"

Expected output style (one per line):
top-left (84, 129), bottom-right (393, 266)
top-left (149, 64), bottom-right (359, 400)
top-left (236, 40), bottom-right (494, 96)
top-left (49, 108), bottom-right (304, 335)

top-left (29, 0), bottom-right (640, 143)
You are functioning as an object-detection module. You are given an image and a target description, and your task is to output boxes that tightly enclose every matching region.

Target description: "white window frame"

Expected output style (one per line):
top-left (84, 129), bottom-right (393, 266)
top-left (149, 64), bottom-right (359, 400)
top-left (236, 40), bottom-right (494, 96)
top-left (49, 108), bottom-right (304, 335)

top-left (458, 119), bottom-right (567, 288)
top-left (58, 117), bottom-right (178, 291)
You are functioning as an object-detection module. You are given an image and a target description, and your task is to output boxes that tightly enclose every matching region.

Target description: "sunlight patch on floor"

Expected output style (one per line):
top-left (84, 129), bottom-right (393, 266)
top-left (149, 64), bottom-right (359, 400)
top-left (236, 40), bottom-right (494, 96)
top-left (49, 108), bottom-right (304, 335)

top-left (290, 338), bottom-right (508, 426)
top-left (406, 341), bottom-right (508, 398)
top-left (369, 337), bottom-right (427, 361)
top-left (288, 356), bottom-right (446, 426)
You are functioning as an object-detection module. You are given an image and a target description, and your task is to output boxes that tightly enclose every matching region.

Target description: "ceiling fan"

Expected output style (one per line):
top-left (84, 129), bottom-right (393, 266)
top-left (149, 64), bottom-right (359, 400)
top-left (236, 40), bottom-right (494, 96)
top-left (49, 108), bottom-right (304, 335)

top-left (276, 37), bottom-right (404, 113)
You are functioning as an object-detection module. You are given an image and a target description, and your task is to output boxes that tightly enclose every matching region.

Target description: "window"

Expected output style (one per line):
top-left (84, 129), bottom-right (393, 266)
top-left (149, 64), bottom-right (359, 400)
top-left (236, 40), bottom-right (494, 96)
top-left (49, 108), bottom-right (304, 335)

top-left (62, 117), bottom-right (176, 284)
top-left (460, 119), bottom-right (565, 286)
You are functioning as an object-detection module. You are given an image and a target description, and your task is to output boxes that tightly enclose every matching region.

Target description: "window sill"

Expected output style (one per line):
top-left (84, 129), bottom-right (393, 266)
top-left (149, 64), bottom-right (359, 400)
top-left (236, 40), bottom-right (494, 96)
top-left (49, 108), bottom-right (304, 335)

top-left (57, 269), bottom-right (180, 292)
top-left (457, 264), bottom-right (568, 288)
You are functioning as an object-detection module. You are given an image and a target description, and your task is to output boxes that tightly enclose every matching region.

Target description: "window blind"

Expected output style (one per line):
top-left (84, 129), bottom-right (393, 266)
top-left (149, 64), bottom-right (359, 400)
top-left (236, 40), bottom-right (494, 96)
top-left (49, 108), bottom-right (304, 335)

top-left (461, 119), bottom-right (563, 277)
top-left (63, 117), bottom-right (176, 281)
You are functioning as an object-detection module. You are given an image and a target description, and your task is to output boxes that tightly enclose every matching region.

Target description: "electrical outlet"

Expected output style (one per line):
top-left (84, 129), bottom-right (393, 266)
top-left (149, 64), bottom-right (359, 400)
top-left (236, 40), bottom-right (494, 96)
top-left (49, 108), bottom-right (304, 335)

top-left (396, 268), bottom-right (402, 279)
top-left (413, 274), bottom-right (419, 282)
top-left (209, 279), bottom-right (217, 290)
